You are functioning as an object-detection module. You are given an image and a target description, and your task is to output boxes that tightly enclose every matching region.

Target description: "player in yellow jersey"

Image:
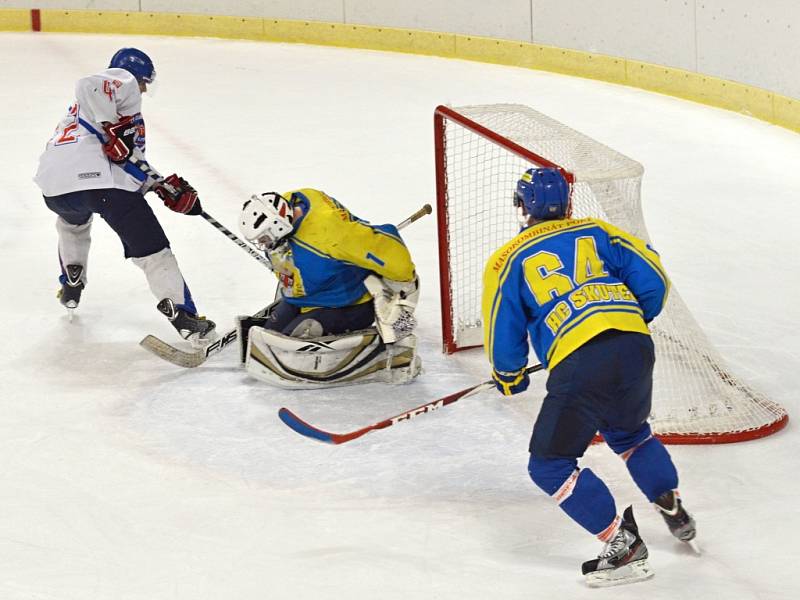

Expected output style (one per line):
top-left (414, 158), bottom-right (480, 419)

top-left (235, 189), bottom-right (421, 388)
top-left (482, 168), bottom-right (696, 586)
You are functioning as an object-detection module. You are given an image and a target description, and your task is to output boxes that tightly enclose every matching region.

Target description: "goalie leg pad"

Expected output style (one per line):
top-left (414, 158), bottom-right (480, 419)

top-left (245, 327), bottom-right (422, 389)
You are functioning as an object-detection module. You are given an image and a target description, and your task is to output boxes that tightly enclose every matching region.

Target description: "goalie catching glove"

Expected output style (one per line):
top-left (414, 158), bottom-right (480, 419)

top-left (364, 274), bottom-right (419, 344)
top-left (153, 174), bottom-right (202, 215)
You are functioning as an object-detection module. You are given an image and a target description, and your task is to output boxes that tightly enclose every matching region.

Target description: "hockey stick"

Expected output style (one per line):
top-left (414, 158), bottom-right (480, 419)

top-left (139, 329), bottom-right (239, 368)
top-left (278, 364), bottom-right (545, 444)
top-left (140, 203), bottom-right (433, 367)
top-left (127, 155), bottom-right (274, 271)
top-left (199, 211), bottom-right (273, 270)
top-left (397, 203), bottom-right (432, 229)
top-left (197, 204), bottom-right (432, 271)
top-left (198, 204), bottom-right (431, 271)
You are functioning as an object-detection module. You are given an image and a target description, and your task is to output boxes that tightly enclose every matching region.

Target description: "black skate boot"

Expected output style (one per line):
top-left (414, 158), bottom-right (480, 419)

top-left (57, 264), bottom-right (85, 319)
top-left (654, 490), bottom-right (696, 542)
top-left (582, 506), bottom-right (653, 587)
top-left (157, 298), bottom-right (217, 347)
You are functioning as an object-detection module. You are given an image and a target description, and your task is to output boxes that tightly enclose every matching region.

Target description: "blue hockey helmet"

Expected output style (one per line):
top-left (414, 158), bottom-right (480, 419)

top-left (109, 48), bottom-right (156, 83)
top-left (514, 167), bottom-right (571, 221)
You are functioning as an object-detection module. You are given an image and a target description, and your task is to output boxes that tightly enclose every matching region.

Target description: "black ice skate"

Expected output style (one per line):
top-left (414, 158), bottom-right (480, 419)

top-left (157, 298), bottom-right (217, 348)
top-left (582, 506), bottom-right (653, 587)
top-left (654, 490), bottom-right (697, 546)
top-left (57, 264), bottom-right (85, 321)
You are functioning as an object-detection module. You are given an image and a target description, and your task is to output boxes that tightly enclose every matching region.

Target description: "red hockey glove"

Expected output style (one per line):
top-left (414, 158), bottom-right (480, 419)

top-left (102, 116), bottom-right (137, 163)
top-left (492, 368), bottom-right (530, 396)
top-left (154, 174), bottom-right (202, 215)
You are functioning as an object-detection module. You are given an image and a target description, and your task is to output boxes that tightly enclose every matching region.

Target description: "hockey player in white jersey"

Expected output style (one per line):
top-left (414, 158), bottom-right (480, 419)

top-left (34, 48), bottom-right (215, 346)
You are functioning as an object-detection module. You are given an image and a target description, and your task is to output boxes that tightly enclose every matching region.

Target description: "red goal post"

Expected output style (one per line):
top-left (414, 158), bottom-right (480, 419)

top-left (433, 103), bottom-right (788, 444)
top-left (435, 104), bottom-right (573, 354)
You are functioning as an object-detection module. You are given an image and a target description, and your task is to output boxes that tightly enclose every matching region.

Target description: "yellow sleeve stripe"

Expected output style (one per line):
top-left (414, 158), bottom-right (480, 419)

top-left (609, 236), bottom-right (668, 281)
top-left (610, 236), bottom-right (670, 304)
top-left (486, 284), bottom-right (503, 363)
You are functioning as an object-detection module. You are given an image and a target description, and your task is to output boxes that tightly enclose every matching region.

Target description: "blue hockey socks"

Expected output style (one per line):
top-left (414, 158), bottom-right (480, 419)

top-left (528, 457), bottom-right (619, 539)
top-left (604, 426), bottom-right (678, 502)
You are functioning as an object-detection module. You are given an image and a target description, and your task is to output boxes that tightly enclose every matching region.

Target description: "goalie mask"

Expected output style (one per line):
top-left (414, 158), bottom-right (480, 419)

top-left (239, 192), bottom-right (294, 250)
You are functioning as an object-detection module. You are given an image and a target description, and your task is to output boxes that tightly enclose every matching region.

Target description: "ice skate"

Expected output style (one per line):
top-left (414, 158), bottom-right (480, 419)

top-left (57, 264), bottom-right (85, 321)
top-left (654, 490), bottom-right (698, 552)
top-left (582, 506), bottom-right (654, 587)
top-left (156, 298), bottom-right (217, 348)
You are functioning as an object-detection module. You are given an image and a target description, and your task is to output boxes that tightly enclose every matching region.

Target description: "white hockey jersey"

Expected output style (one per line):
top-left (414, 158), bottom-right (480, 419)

top-left (34, 68), bottom-right (149, 197)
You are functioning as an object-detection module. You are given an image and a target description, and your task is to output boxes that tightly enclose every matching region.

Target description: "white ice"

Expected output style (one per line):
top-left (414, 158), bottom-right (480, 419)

top-left (1, 32), bottom-right (798, 600)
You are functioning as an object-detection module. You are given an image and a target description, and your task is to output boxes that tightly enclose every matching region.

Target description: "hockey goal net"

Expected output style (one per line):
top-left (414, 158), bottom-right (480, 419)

top-left (434, 103), bottom-right (788, 444)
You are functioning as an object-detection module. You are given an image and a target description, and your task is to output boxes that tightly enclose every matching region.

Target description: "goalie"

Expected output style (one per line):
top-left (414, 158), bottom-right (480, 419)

top-left (236, 189), bottom-right (421, 388)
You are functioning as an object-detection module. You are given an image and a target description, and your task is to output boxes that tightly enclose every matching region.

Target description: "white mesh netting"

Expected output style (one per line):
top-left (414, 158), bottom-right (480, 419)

top-left (437, 103), bottom-right (787, 443)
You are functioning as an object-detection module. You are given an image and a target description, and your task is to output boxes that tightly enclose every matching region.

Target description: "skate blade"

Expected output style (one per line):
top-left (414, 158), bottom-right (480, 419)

top-left (585, 559), bottom-right (654, 588)
top-left (686, 540), bottom-right (701, 555)
top-left (65, 306), bottom-right (76, 322)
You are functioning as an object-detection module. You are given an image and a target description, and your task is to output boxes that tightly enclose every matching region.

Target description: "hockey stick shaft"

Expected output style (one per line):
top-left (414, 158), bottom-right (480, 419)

top-left (203, 202), bottom-right (430, 270)
top-left (200, 211), bottom-right (274, 270)
top-left (132, 149), bottom-right (429, 271)
top-left (278, 364), bottom-right (545, 444)
top-left (125, 155), bottom-right (273, 270)
top-left (198, 202), bottom-right (430, 272)
top-left (396, 203), bottom-right (432, 230)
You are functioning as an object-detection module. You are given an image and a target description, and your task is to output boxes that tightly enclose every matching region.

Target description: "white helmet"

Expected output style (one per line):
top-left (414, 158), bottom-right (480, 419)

top-left (239, 192), bottom-right (294, 250)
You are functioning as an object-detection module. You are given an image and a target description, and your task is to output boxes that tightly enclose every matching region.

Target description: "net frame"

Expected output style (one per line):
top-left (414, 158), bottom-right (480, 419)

top-left (434, 104), bottom-right (788, 444)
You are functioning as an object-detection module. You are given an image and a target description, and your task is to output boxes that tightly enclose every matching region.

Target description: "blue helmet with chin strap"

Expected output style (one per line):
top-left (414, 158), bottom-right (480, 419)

top-left (514, 167), bottom-right (571, 221)
top-left (109, 47), bottom-right (155, 83)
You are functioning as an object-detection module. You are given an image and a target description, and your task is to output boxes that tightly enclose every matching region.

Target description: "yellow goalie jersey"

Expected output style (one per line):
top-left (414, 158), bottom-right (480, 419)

top-left (269, 188), bottom-right (416, 309)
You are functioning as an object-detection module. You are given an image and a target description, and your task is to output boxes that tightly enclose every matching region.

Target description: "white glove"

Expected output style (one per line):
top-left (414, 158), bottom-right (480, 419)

top-left (364, 274), bottom-right (419, 343)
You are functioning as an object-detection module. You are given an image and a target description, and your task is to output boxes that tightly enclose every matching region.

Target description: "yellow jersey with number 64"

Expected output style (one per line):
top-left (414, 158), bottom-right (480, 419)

top-left (482, 217), bottom-right (669, 372)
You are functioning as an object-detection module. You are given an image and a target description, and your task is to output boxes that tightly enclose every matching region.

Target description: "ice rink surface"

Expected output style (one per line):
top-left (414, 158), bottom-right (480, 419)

top-left (1, 31), bottom-right (798, 599)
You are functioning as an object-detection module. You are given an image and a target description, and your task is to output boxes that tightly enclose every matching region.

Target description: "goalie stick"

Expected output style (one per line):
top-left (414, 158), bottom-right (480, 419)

top-left (396, 203), bottom-right (432, 229)
top-left (278, 364), bottom-right (545, 444)
top-left (139, 203), bottom-right (434, 367)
